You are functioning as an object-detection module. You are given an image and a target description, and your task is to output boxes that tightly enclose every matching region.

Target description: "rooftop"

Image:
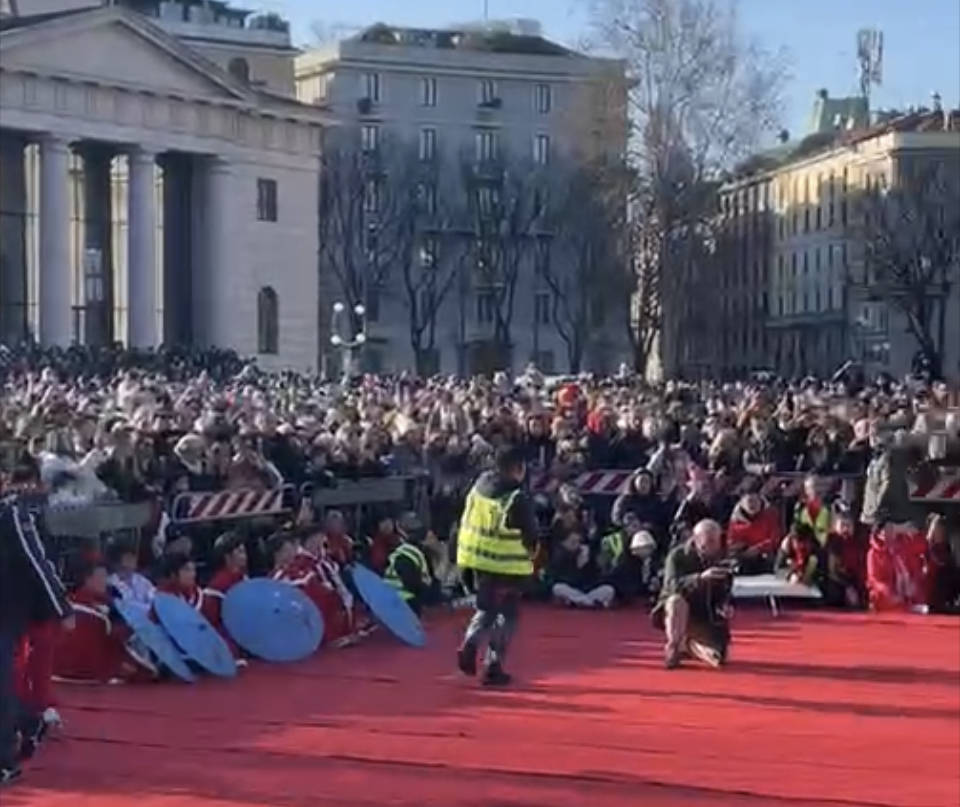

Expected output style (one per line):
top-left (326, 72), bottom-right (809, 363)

top-left (348, 21), bottom-right (576, 58)
top-left (730, 107), bottom-right (959, 181)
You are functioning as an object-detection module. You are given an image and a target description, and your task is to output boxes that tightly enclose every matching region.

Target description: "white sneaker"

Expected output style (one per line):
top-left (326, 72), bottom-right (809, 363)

top-left (41, 708), bottom-right (63, 730)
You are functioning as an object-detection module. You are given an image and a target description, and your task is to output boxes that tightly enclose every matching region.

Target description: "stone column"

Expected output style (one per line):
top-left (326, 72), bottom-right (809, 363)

top-left (0, 134), bottom-right (28, 344)
top-left (38, 135), bottom-right (72, 347)
top-left (202, 157), bottom-right (235, 349)
top-left (79, 143), bottom-right (113, 346)
top-left (127, 147), bottom-right (157, 348)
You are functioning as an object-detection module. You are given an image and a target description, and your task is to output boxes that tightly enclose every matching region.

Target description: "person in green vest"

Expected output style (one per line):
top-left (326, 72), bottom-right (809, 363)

top-left (792, 475), bottom-right (831, 548)
top-left (456, 445), bottom-right (539, 687)
top-left (383, 519), bottom-right (436, 617)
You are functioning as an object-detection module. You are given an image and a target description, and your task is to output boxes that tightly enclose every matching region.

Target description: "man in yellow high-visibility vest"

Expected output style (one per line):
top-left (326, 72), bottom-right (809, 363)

top-left (456, 446), bottom-right (538, 687)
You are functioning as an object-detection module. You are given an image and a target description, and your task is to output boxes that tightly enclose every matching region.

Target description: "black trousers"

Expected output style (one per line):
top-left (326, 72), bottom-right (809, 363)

top-left (462, 573), bottom-right (522, 668)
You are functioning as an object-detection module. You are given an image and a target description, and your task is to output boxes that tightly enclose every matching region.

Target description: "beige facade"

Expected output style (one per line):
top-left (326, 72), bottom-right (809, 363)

top-left (295, 23), bottom-right (630, 376)
top-left (0, 3), bottom-right (326, 371)
top-left (703, 110), bottom-right (960, 380)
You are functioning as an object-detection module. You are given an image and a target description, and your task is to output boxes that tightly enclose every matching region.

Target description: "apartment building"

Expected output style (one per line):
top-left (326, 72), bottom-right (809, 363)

top-left (296, 21), bottom-right (630, 375)
top-left (707, 100), bottom-right (960, 380)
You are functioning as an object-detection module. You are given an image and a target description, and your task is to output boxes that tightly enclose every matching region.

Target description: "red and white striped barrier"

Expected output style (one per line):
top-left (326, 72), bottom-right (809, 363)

top-left (531, 470), bottom-right (634, 496)
top-left (172, 485), bottom-right (294, 524)
top-left (909, 469), bottom-right (960, 503)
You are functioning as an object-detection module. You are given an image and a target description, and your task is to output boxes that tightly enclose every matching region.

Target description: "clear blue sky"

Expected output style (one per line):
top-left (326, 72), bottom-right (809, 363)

top-left (267, 0), bottom-right (960, 137)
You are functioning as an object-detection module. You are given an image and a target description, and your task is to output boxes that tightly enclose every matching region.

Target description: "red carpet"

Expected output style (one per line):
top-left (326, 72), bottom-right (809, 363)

top-left (7, 606), bottom-right (959, 807)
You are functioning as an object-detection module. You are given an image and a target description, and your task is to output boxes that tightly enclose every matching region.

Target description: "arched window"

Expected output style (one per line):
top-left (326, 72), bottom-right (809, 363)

top-left (257, 286), bottom-right (278, 354)
top-left (228, 57), bottom-right (250, 84)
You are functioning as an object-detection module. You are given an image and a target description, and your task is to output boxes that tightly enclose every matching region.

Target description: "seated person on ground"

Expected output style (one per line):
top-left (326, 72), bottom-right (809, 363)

top-left (547, 530), bottom-right (615, 609)
top-left (792, 475), bottom-right (831, 548)
top-left (775, 524), bottom-right (823, 588)
top-left (823, 508), bottom-right (867, 608)
top-left (867, 522), bottom-right (929, 612)
top-left (201, 531), bottom-right (249, 655)
top-left (383, 529), bottom-right (438, 617)
top-left (54, 557), bottom-right (156, 684)
top-left (322, 510), bottom-right (355, 567)
top-left (156, 552), bottom-right (203, 611)
top-left (726, 492), bottom-right (779, 574)
top-left (106, 539), bottom-right (156, 617)
top-left (653, 519), bottom-right (733, 670)
top-left (596, 513), bottom-right (658, 603)
top-left (299, 529), bottom-right (356, 643)
top-left (925, 514), bottom-right (960, 614)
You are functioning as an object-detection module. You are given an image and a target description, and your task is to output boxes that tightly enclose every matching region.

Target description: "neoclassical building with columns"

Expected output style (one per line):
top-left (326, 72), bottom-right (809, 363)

top-left (0, 2), bottom-right (326, 371)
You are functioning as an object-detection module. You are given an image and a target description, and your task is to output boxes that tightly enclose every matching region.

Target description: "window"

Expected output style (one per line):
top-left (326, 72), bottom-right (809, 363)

top-left (534, 292), bottom-right (551, 325)
top-left (478, 79), bottom-right (497, 105)
top-left (476, 291), bottom-right (496, 323)
top-left (815, 248), bottom-right (821, 272)
top-left (477, 185), bottom-right (499, 216)
top-left (475, 130), bottom-right (498, 162)
top-left (361, 124), bottom-right (379, 153)
top-left (420, 236), bottom-right (438, 268)
top-left (256, 178), bottom-right (277, 221)
top-left (535, 237), bottom-right (550, 277)
top-left (365, 288), bottom-right (380, 323)
top-left (533, 134), bottom-right (550, 166)
top-left (228, 57), bottom-right (250, 84)
top-left (420, 76), bottom-right (437, 107)
top-left (419, 127), bottom-right (437, 161)
top-left (803, 252), bottom-right (809, 274)
top-left (362, 71), bottom-right (380, 102)
top-left (417, 181), bottom-right (437, 216)
top-left (257, 287), bottom-right (278, 354)
top-left (791, 253), bottom-right (797, 276)
top-left (534, 83), bottom-right (551, 113)
top-left (364, 179), bottom-right (380, 214)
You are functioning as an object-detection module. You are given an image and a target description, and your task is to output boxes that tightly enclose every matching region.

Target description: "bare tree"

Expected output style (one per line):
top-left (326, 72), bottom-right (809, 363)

top-left (540, 162), bottom-right (630, 372)
top-left (588, 0), bottom-right (787, 374)
top-left (454, 152), bottom-right (546, 371)
top-left (317, 129), bottom-right (411, 339)
top-left (859, 160), bottom-right (960, 377)
top-left (387, 155), bottom-right (463, 376)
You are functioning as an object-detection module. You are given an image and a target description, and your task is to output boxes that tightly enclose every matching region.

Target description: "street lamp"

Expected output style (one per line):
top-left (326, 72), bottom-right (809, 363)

top-left (330, 300), bottom-right (367, 380)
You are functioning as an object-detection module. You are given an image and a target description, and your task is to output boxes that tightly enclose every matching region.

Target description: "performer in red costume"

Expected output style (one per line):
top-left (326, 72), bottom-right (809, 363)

top-left (54, 559), bottom-right (156, 684)
top-left (272, 531), bottom-right (354, 646)
top-left (867, 523), bottom-right (929, 612)
top-left (201, 532), bottom-right (249, 659)
top-left (156, 553), bottom-right (204, 611)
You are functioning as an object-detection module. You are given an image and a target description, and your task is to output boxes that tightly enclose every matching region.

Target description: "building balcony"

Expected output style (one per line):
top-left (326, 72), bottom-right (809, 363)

top-left (766, 310), bottom-right (847, 329)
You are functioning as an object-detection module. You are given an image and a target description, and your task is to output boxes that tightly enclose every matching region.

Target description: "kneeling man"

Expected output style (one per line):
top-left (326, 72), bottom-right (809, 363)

top-left (653, 519), bottom-right (732, 670)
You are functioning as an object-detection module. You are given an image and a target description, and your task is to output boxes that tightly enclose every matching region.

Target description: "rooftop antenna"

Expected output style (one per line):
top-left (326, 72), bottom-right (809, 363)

top-left (856, 28), bottom-right (883, 108)
top-left (484, 0), bottom-right (489, 21)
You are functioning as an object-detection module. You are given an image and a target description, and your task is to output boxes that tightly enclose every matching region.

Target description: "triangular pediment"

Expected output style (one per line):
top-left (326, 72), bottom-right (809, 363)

top-left (0, 8), bottom-right (248, 101)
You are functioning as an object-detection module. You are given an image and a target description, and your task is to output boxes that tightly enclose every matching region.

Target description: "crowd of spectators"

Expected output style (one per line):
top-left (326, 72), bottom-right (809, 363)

top-left (4, 342), bottom-right (960, 784)
top-left (2, 342), bottom-right (960, 616)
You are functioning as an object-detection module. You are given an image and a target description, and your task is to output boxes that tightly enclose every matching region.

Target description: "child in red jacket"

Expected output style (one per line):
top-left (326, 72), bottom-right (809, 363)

top-left (823, 508), bottom-right (867, 608)
top-left (201, 532), bottom-right (248, 659)
top-left (727, 493), bottom-right (780, 573)
top-left (54, 559), bottom-right (156, 684)
top-left (867, 524), bottom-right (928, 612)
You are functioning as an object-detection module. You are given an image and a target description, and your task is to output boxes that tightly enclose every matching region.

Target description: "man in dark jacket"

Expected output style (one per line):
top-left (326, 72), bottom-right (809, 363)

top-left (456, 446), bottom-right (538, 686)
top-left (652, 519), bottom-right (732, 670)
top-left (1, 464), bottom-right (73, 785)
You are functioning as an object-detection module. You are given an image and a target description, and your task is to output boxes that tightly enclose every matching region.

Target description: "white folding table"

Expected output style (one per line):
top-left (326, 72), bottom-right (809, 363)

top-left (732, 574), bottom-right (822, 616)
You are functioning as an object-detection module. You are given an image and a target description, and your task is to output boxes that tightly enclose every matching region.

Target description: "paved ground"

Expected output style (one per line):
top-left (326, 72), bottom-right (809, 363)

top-left (8, 606), bottom-right (960, 807)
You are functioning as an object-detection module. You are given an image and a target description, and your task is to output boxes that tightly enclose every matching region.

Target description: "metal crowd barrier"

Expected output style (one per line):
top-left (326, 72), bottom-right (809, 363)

top-left (44, 500), bottom-right (155, 539)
